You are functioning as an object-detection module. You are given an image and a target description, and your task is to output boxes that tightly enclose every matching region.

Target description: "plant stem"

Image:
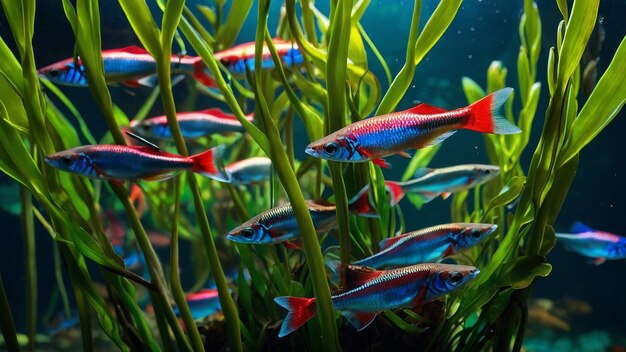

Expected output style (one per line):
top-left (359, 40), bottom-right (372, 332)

top-left (155, 30), bottom-right (243, 352)
top-left (20, 187), bottom-right (36, 352)
top-left (110, 184), bottom-right (193, 352)
top-left (169, 176), bottom-right (205, 351)
top-left (0, 274), bottom-right (19, 352)
top-left (326, 0), bottom-right (354, 265)
top-left (255, 1), bottom-right (340, 348)
top-left (72, 282), bottom-right (93, 351)
top-left (187, 174), bottom-right (242, 351)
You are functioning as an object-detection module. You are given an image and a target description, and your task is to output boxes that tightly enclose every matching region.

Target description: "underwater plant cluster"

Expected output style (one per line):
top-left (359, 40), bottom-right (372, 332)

top-left (0, 0), bottom-right (625, 351)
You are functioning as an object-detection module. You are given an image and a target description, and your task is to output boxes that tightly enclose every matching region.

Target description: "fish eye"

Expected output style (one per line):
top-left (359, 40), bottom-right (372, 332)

top-left (448, 272), bottom-right (463, 284)
top-left (484, 169), bottom-right (491, 174)
top-left (60, 155), bottom-right (73, 165)
top-left (471, 230), bottom-right (482, 238)
top-left (49, 68), bottom-right (60, 77)
top-left (323, 142), bottom-right (339, 155)
top-left (220, 58), bottom-right (231, 66)
top-left (241, 228), bottom-right (254, 239)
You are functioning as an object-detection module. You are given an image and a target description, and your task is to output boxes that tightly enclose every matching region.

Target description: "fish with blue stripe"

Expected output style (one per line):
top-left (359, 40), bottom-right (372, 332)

top-left (306, 88), bottom-right (521, 168)
top-left (215, 39), bottom-right (304, 76)
top-left (45, 142), bottom-right (230, 183)
top-left (275, 263), bottom-right (479, 337)
top-left (130, 109), bottom-right (254, 140)
top-left (38, 46), bottom-right (215, 88)
top-left (556, 222), bottom-right (626, 265)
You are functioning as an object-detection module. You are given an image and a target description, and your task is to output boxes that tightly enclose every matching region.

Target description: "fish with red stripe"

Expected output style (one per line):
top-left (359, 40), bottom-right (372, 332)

top-left (174, 289), bottom-right (222, 320)
top-left (215, 39), bottom-right (303, 76)
top-left (275, 263), bottom-right (479, 337)
top-left (45, 141), bottom-right (230, 182)
top-left (352, 223), bottom-right (497, 269)
top-left (130, 109), bottom-right (254, 140)
top-left (306, 88), bottom-right (521, 168)
top-left (226, 189), bottom-right (377, 246)
top-left (225, 157), bottom-right (272, 186)
top-left (556, 222), bottom-right (626, 265)
top-left (38, 45), bottom-right (215, 88)
top-left (359, 164), bottom-right (500, 207)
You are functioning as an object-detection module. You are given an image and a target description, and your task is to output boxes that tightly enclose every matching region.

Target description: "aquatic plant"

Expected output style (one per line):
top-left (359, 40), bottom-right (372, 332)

top-left (0, 0), bottom-right (623, 351)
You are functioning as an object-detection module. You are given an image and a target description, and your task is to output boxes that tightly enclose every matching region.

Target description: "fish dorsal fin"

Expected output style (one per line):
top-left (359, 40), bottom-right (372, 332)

top-left (342, 311), bottom-right (377, 331)
top-left (570, 221), bottom-right (594, 234)
top-left (378, 235), bottom-right (405, 251)
top-left (407, 103), bottom-right (448, 115)
top-left (340, 264), bottom-right (383, 288)
top-left (125, 131), bottom-right (162, 151)
top-left (200, 108), bottom-right (238, 120)
top-left (108, 45), bottom-right (150, 55)
top-left (309, 199), bottom-right (335, 207)
top-left (413, 167), bottom-right (435, 178)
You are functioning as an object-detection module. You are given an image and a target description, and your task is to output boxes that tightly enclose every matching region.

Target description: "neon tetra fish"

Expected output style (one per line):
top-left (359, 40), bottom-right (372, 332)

top-left (306, 88), bottom-right (521, 168)
top-left (353, 223), bottom-right (497, 269)
top-left (275, 263), bottom-right (479, 337)
top-left (214, 39), bottom-right (303, 76)
top-left (38, 46), bottom-right (214, 88)
top-left (225, 157), bottom-right (272, 186)
top-left (357, 164), bottom-right (500, 206)
top-left (45, 143), bottom-right (230, 182)
top-left (226, 189), bottom-right (376, 246)
top-left (130, 109), bottom-right (254, 140)
top-left (174, 289), bottom-right (222, 320)
top-left (556, 222), bottom-right (626, 265)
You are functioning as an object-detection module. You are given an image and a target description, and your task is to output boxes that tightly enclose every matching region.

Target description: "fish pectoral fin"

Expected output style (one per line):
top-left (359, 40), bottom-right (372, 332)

top-left (283, 241), bottom-right (302, 250)
top-left (410, 286), bottom-right (429, 313)
top-left (372, 158), bottom-right (391, 168)
top-left (342, 311), bottom-right (377, 331)
top-left (442, 244), bottom-right (456, 257)
top-left (591, 257), bottom-right (606, 265)
top-left (398, 151), bottom-right (412, 158)
top-left (441, 191), bottom-right (452, 200)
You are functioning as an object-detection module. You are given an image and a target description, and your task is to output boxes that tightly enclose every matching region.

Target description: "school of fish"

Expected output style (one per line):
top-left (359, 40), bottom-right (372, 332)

top-left (40, 37), bottom-right (617, 340)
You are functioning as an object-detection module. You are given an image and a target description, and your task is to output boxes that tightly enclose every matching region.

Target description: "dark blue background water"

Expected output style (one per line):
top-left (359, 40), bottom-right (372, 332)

top-left (0, 0), bottom-right (625, 345)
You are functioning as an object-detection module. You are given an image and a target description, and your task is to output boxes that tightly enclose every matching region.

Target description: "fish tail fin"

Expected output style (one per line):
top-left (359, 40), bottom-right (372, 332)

top-left (191, 57), bottom-right (216, 87)
top-left (274, 296), bottom-right (317, 337)
top-left (348, 185), bottom-right (379, 218)
top-left (190, 145), bottom-right (231, 182)
top-left (385, 181), bottom-right (406, 206)
top-left (464, 87), bottom-right (521, 134)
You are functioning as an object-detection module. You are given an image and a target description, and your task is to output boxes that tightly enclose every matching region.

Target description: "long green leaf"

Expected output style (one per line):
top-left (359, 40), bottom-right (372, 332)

top-left (558, 36), bottom-right (626, 166)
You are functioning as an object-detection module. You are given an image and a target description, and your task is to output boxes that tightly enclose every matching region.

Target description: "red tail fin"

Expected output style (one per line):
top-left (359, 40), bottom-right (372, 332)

top-left (348, 185), bottom-right (379, 218)
top-left (274, 296), bottom-right (317, 337)
top-left (463, 88), bottom-right (521, 134)
top-left (190, 145), bottom-right (231, 182)
top-left (384, 181), bottom-right (405, 206)
top-left (191, 57), bottom-right (216, 87)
